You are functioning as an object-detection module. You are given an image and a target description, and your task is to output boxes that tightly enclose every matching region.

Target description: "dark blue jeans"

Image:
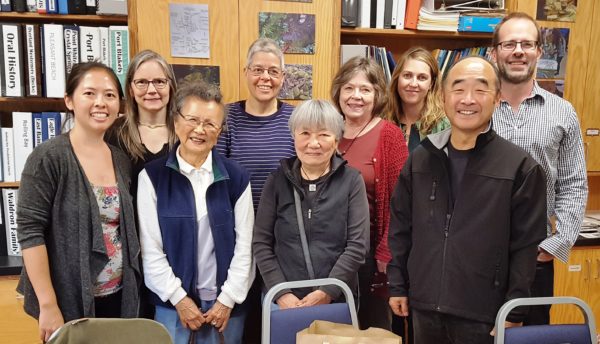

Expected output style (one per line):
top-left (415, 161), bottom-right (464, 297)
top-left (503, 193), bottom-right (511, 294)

top-left (412, 308), bottom-right (494, 344)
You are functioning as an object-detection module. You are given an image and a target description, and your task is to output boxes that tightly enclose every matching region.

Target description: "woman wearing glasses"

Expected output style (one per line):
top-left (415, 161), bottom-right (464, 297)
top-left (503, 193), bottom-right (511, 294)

top-left (217, 38), bottom-right (295, 210)
top-left (106, 49), bottom-right (177, 197)
top-left (137, 80), bottom-right (254, 344)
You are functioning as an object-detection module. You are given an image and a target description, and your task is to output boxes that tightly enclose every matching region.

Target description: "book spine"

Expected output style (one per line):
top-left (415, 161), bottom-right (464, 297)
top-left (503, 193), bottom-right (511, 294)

top-left (63, 25), bottom-right (80, 76)
top-left (1, 24), bottom-right (24, 97)
top-left (0, 0), bottom-right (11, 12)
top-left (341, 0), bottom-right (359, 28)
top-left (1, 128), bottom-right (16, 182)
top-left (46, 0), bottom-right (57, 13)
top-left (97, 0), bottom-right (127, 15)
top-left (109, 26), bottom-right (129, 92)
top-left (79, 26), bottom-right (100, 62)
top-left (43, 24), bottom-right (66, 98)
top-left (396, 0), bottom-right (406, 30)
top-left (0, 25), bottom-right (6, 96)
top-left (26, 0), bottom-right (35, 11)
top-left (24, 24), bottom-right (42, 97)
top-left (12, 112), bottom-right (33, 181)
top-left (10, 0), bottom-right (27, 12)
top-left (2, 189), bottom-right (20, 257)
top-left (0, 194), bottom-right (7, 257)
top-left (32, 112), bottom-right (43, 147)
top-left (359, 0), bottom-right (371, 28)
top-left (43, 112), bottom-right (61, 140)
top-left (68, 0), bottom-right (86, 14)
top-left (404, 0), bottom-right (422, 30)
top-left (391, 0), bottom-right (398, 26)
top-left (383, 0), bottom-right (393, 29)
top-left (57, 0), bottom-right (68, 13)
top-left (36, 0), bottom-right (46, 13)
top-left (98, 27), bottom-right (109, 66)
top-left (85, 0), bottom-right (95, 14)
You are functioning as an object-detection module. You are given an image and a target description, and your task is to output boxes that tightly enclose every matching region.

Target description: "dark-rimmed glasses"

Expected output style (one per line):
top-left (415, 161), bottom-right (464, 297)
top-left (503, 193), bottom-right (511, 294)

top-left (132, 78), bottom-right (169, 90)
top-left (177, 111), bottom-right (222, 133)
top-left (496, 40), bottom-right (538, 51)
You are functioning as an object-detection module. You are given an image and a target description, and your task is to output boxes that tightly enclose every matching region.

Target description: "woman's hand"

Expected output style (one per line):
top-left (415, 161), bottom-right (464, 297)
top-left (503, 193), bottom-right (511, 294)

top-left (376, 259), bottom-right (387, 274)
top-left (174, 296), bottom-right (205, 330)
top-left (203, 300), bottom-right (232, 333)
top-left (389, 296), bottom-right (409, 317)
top-left (38, 302), bottom-right (64, 343)
top-left (276, 293), bottom-right (302, 309)
top-left (297, 290), bottom-right (332, 307)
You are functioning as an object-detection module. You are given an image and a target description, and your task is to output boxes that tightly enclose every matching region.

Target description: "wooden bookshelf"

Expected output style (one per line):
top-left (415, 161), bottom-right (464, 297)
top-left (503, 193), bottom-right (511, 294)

top-left (0, 98), bottom-right (67, 113)
top-left (0, 182), bottom-right (19, 188)
top-left (341, 27), bottom-right (493, 39)
top-left (0, 12), bottom-right (127, 25)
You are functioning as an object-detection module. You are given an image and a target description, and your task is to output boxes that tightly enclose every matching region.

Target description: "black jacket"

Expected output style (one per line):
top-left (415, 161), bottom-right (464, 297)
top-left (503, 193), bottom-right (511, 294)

top-left (387, 127), bottom-right (547, 323)
top-left (253, 154), bottom-right (369, 300)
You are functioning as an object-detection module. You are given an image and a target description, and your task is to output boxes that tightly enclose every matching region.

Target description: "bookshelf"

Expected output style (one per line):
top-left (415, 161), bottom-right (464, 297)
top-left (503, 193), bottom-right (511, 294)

top-left (0, 8), bottom-right (130, 276)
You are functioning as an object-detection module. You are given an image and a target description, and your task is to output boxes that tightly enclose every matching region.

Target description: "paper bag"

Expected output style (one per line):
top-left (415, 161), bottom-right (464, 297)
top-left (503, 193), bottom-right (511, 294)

top-left (296, 320), bottom-right (402, 344)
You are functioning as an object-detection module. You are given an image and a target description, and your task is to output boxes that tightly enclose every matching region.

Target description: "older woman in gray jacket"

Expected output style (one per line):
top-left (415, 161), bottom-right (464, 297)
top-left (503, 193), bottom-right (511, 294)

top-left (253, 99), bottom-right (369, 308)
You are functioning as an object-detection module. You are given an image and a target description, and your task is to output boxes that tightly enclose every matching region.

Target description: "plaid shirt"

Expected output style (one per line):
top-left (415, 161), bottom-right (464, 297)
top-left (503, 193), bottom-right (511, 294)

top-left (493, 81), bottom-right (588, 263)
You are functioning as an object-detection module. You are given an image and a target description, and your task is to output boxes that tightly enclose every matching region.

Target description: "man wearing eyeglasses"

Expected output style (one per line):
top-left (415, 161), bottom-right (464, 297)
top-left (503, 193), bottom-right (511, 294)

top-left (491, 12), bottom-right (588, 325)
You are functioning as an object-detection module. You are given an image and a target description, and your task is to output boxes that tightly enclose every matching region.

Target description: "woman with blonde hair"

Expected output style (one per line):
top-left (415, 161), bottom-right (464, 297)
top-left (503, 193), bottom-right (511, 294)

top-left (386, 47), bottom-right (449, 152)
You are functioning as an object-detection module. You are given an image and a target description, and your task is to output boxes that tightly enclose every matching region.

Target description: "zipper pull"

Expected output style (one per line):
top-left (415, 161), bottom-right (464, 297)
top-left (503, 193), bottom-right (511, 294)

top-left (308, 209), bottom-right (312, 219)
top-left (444, 213), bottom-right (451, 237)
top-left (430, 181), bottom-right (437, 201)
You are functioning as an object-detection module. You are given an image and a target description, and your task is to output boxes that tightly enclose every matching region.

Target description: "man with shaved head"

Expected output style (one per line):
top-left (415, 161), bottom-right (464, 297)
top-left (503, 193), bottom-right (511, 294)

top-left (387, 57), bottom-right (547, 343)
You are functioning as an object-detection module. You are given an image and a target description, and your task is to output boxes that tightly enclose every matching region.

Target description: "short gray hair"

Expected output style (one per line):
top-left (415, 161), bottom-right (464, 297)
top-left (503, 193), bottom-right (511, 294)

top-left (289, 100), bottom-right (344, 141)
top-left (172, 80), bottom-right (228, 126)
top-left (246, 38), bottom-right (285, 69)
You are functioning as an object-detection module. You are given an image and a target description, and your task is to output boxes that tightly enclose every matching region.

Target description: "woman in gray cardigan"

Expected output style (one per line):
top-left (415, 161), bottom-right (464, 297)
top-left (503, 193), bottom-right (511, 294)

top-left (16, 62), bottom-right (141, 343)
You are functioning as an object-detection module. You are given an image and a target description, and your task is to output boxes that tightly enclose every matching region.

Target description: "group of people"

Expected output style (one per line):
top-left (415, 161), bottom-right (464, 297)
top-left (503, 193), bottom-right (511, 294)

top-left (16, 11), bottom-right (586, 344)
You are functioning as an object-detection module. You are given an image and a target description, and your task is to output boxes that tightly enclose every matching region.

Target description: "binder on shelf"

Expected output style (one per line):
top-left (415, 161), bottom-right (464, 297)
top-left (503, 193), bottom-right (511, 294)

top-left (341, 0), bottom-right (359, 27)
top-left (46, 0), bottom-right (57, 14)
top-left (404, 0), bottom-right (423, 29)
top-left (0, 195), bottom-right (7, 257)
top-left (63, 25), bottom-right (80, 76)
top-left (359, 0), bottom-right (372, 28)
top-left (79, 26), bottom-right (101, 63)
top-left (12, 112), bottom-right (33, 182)
top-left (396, 0), bottom-right (407, 29)
top-left (2, 188), bottom-right (20, 257)
top-left (0, 0), bottom-right (11, 12)
top-left (97, 0), bottom-right (128, 15)
top-left (43, 24), bottom-right (66, 98)
top-left (383, 0), bottom-right (394, 29)
top-left (1, 24), bottom-right (25, 97)
top-left (32, 112), bottom-right (43, 147)
top-left (24, 23), bottom-right (42, 97)
top-left (109, 26), bottom-right (129, 92)
top-left (1, 127), bottom-right (15, 183)
top-left (26, 0), bottom-right (36, 12)
top-left (99, 27), bottom-right (110, 66)
top-left (341, 44), bottom-right (368, 65)
top-left (85, 0), bottom-right (95, 14)
top-left (36, 0), bottom-right (46, 13)
top-left (42, 112), bottom-right (61, 140)
top-left (58, 0), bottom-right (86, 14)
top-left (375, 0), bottom-right (385, 29)
top-left (10, 0), bottom-right (27, 12)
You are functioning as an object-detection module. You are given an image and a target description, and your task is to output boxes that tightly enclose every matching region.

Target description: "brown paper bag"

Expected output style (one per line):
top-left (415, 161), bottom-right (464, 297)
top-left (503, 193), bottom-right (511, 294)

top-left (296, 320), bottom-right (402, 344)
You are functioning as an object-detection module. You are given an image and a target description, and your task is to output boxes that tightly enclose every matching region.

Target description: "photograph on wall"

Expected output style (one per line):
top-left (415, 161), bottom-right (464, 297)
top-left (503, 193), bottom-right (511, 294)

top-left (537, 0), bottom-right (577, 22)
top-left (279, 64), bottom-right (313, 100)
top-left (537, 27), bottom-right (569, 79)
top-left (538, 79), bottom-right (565, 98)
top-left (259, 12), bottom-right (316, 54)
top-left (171, 64), bottom-right (221, 87)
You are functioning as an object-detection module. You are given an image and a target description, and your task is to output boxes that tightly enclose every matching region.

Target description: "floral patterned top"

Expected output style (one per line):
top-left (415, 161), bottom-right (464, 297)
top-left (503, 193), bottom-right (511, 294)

top-left (92, 185), bottom-right (123, 297)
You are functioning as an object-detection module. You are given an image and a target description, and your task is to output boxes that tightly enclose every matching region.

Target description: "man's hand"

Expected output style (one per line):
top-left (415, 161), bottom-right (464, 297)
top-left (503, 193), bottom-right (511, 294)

top-left (490, 321), bottom-right (522, 336)
top-left (389, 296), bottom-right (409, 317)
top-left (537, 248), bottom-right (554, 262)
top-left (174, 296), bottom-right (205, 331)
top-left (276, 293), bottom-right (302, 309)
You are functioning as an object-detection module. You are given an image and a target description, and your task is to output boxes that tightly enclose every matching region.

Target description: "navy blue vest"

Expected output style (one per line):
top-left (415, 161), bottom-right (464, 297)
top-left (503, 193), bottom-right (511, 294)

top-left (144, 145), bottom-right (249, 308)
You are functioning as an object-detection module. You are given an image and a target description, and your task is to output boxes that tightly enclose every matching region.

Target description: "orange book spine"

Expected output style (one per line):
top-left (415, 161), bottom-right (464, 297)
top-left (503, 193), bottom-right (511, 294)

top-left (404, 0), bottom-right (423, 29)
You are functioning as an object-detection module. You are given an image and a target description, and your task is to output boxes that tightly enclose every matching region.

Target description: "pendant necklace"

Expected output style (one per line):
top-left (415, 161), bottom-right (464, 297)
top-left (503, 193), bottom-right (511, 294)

top-left (340, 117), bottom-right (375, 156)
top-left (301, 164), bottom-right (330, 192)
top-left (139, 122), bottom-right (167, 129)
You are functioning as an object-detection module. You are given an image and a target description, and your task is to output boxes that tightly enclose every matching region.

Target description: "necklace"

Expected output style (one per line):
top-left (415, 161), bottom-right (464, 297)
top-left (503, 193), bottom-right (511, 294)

top-left (340, 117), bottom-right (375, 156)
top-left (138, 122), bottom-right (167, 129)
top-left (301, 164), bottom-right (330, 192)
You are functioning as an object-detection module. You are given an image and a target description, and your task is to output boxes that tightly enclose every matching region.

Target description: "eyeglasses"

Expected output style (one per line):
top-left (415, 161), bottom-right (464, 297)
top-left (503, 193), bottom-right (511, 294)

top-left (496, 40), bottom-right (538, 51)
top-left (177, 112), bottom-right (222, 133)
top-left (247, 66), bottom-right (284, 79)
top-left (132, 78), bottom-right (169, 90)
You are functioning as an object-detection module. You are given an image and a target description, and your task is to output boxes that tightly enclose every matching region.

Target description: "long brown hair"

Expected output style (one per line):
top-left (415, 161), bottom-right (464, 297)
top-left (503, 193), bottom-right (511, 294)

top-left (117, 50), bottom-right (177, 161)
top-left (386, 47), bottom-right (445, 135)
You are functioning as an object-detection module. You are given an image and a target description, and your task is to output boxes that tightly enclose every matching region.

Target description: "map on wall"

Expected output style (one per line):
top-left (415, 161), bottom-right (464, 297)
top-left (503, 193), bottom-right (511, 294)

top-left (259, 12), bottom-right (316, 54)
top-left (537, 0), bottom-right (577, 22)
top-left (537, 27), bottom-right (570, 79)
top-left (279, 64), bottom-right (313, 100)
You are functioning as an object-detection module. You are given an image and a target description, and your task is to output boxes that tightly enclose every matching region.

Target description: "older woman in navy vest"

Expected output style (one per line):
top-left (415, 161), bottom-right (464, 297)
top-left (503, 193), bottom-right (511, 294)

top-left (137, 80), bottom-right (255, 344)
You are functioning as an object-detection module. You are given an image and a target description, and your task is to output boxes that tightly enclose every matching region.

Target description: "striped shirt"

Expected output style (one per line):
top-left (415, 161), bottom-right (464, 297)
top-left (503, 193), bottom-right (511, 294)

top-left (217, 100), bottom-right (295, 210)
top-left (493, 81), bottom-right (588, 263)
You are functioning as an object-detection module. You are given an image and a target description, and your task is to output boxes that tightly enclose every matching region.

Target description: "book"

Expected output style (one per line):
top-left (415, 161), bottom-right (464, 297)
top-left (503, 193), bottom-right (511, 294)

top-left (383, 0), bottom-right (394, 29)
top-left (359, 0), bottom-right (371, 28)
top-left (10, 0), bottom-right (27, 12)
top-left (458, 14), bottom-right (503, 32)
top-left (0, 195), bottom-right (7, 257)
top-left (23, 23), bottom-right (42, 97)
top-left (2, 188), bottom-right (20, 257)
top-left (341, 0), bottom-right (359, 27)
top-left (26, 0), bottom-right (35, 11)
top-left (32, 112), bottom-right (43, 147)
top-left (79, 26), bottom-right (101, 63)
top-left (99, 27), bottom-right (110, 66)
top-left (96, 0), bottom-right (127, 15)
top-left (1, 24), bottom-right (25, 97)
top-left (85, 0), bottom-right (95, 14)
top-left (36, 0), bottom-right (46, 13)
top-left (42, 112), bottom-right (61, 140)
top-left (1, 127), bottom-right (15, 182)
top-left (58, 0), bottom-right (85, 14)
top-left (396, 0), bottom-right (407, 29)
top-left (375, 0), bottom-right (385, 29)
top-left (46, 0), bottom-right (57, 13)
top-left (109, 26), bottom-right (129, 92)
top-left (42, 24), bottom-right (66, 98)
top-left (404, 0), bottom-right (423, 29)
top-left (340, 44), bottom-right (368, 64)
top-left (63, 25), bottom-right (80, 76)
top-left (391, 0), bottom-right (398, 26)
top-left (0, 0), bottom-right (11, 11)
top-left (12, 112), bottom-right (33, 181)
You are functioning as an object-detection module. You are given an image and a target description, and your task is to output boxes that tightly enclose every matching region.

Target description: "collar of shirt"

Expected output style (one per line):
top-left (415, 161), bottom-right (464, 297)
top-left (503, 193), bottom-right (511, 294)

top-left (176, 148), bottom-right (214, 176)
